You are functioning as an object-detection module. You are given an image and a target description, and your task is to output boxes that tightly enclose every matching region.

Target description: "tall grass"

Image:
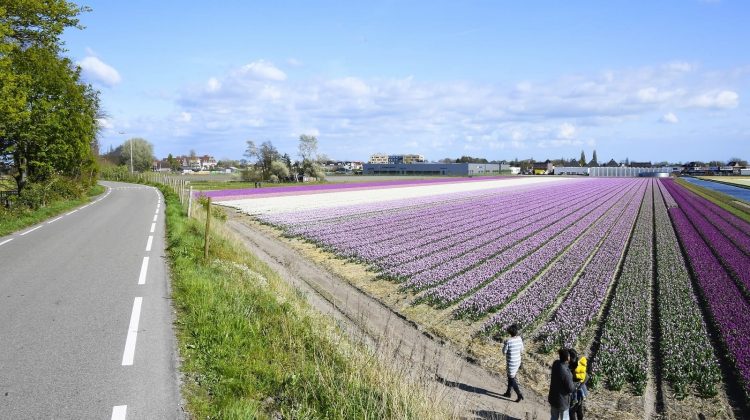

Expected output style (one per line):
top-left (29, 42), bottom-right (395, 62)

top-left (162, 186), bottom-right (447, 419)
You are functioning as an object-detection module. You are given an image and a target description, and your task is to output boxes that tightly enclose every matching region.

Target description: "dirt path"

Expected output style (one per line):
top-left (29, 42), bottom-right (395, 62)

top-left (226, 211), bottom-right (550, 419)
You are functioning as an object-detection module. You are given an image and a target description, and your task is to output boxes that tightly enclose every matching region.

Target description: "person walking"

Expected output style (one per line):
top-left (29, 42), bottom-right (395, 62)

top-left (549, 348), bottom-right (575, 420)
top-left (501, 324), bottom-right (524, 402)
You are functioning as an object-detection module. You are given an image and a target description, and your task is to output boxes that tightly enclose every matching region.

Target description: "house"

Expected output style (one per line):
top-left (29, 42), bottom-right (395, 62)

top-left (629, 161), bottom-right (652, 168)
top-left (728, 161), bottom-right (746, 175)
top-left (605, 159), bottom-right (620, 167)
top-left (532, 160), bottom-right (554, 175)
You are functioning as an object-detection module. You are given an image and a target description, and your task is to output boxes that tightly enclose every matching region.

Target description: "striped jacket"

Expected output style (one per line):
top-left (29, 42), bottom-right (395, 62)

top-left (503, 336), bottom-right (524, 377)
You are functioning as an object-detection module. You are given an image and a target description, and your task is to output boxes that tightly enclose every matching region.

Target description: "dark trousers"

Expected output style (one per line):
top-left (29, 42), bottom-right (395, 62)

top-left (505, 375), bottom-right (522, 397)
top-left (570, 402), bottom-right (584, 420)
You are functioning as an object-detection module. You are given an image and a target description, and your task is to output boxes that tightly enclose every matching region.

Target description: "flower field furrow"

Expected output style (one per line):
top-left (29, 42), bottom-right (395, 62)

top-left (466, 179), bottom-right (640, 321)
top-left (403, 181), bottom-right (631, 290)
top-left (300, 183), bottom-right (584, 255)
top-left (656, 179), bottom-right (677, 208)
top-left (536, 180), bottom-right (646, 350)
top-left (666, 182), bottom-right (750, 256)
top-left (373, 182), bottom-right (614, 268)
top-left (653, 181), bottom-right (720, 398)
top-left (668, 205), bottom-right (750, 397)
top-left (425, 182), bottom-right (639, 305)
top-left (664, 181), bottom-right (750, 295)
top-left (594, 180), bottom-right (654, 394)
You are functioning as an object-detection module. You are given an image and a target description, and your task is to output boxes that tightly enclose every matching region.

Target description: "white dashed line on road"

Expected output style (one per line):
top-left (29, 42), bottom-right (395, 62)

top-left (0, 238), bottom-right (13, 246)
top-left (121, 297), bottom-right (143, 366)
top-left (145, 236), bottom-right (153, 252)
top-left (47, 216), bottom-right (63, 224)
top-left (19, 226), bottom-right (42, 236)
top-left (138, 257), bottom-right (149, 285)
top-left (111, 405), bottom-right (127, 420)
top-left (66, 209), bottom-right (78, 215)
top-left (153, 214), bottom-right (157, 222)
top-left (150, 223), bottom-right (156, 233)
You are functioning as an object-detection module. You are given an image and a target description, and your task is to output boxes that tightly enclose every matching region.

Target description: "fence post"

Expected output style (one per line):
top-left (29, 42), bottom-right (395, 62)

top-left (204, 197), bottom-right (211, 260)
top-left (188, 186), bottom-right (193, 218)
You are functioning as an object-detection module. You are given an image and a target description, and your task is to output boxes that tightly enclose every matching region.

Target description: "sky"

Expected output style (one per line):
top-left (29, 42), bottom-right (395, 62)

top-left (63, 0), bottom-right (750, 163)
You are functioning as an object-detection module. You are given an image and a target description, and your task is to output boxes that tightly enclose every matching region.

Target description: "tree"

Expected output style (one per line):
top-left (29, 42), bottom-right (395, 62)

top-left (439, 157), bottom-right (453, 164)
top-left (579, 150), bottom-right (586, 167)
top-left (117, 138), bottom-right (154, 172)
top-left (167, 154), bottom-right (181, 172)
top-left (0, 1), bottom-right (99, 194)
top-left (591, 150), bottom-right (598, 166)
top-left (258, 141), bottom-right (280, 179)
top-left (297, 134), bottom-right (324, 179)
top-left (270, 160), bottom-right (290, 181)
top-left (728, 157), bottom-right (748, 166)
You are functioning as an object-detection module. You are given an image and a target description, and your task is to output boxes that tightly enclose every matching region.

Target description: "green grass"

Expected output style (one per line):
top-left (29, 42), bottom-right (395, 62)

top-left (161, 186), bottom-right (443, 419)
top-left (676, 178), bottom-right (750, 224)
top-left (0, 184), bottom-right (105, 237)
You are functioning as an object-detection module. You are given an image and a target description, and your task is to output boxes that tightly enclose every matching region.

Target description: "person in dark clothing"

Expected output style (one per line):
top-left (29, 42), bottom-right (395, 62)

top-left (548, 348), bottom-right (575, 420)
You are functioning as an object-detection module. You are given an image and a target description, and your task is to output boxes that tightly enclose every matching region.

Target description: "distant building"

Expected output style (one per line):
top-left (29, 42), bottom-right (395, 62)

top-left (532, 160), bottom-right (554, 175)
top-left (363, 163), bottom-right (498, 176)
top-left (555, 166), bottom-right (590, 176)
top-left (629, 161), bottom-right (652, 168)
top-left (369, 153), bottom-right (425, 164)
top-left (605, 159), bottom-right (620, 167)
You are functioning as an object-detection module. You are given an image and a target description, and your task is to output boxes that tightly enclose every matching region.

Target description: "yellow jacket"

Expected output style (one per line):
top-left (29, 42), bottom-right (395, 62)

top-left (574, 356), bottom-right (587, 382)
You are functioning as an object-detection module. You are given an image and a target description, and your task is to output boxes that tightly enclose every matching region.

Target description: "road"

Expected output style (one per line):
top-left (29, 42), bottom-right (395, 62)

top-left (0, 181), bottom-right (182, 419)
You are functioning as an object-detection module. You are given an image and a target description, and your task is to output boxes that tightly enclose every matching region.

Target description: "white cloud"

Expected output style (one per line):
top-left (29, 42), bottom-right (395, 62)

top-left (660, 112), bottom-right (679, 124)
top-left (97, 118), bottom-right (114, 129)
top-left (178, 112), bottom-right (192, 123)
top-left (558, 122), bottom-right (577, 139)
top-left (207, 77), bottom-right (221, 92)
top-left (79, 56), bottom-right (121, 87)
top-left (287, 58), bottom-right (303, 67)
top-left (239, 60), bottom-right (287, 81)
top-left (687, 90), bottom-right (739, 109)
top-left (326, 77), bottom-right (371, 97)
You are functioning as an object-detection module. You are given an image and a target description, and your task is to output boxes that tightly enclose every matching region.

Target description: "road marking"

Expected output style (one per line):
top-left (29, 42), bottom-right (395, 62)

top-left (0, 238), bottom-right (13, 246)
top-left (150, 223), bottom-right (156, 233)
top-left (153, 214), bottom-right (157, 222)
top-left (122, 297), bottom-right (143, 366)
top-left (80, 204), bottom-right (90, 209)
top-left (19, 226), bottom-right (42, 236)
top-left (66, 209), bottom-right (78, 215)
top-left (145, 235), bottom-right (153, 252)
top-left (111, 405), bottom-right (127, 420)
top-left (47, 216), bottom-right (63, 224)
top-left (138, 257), bottom-right (149, 285)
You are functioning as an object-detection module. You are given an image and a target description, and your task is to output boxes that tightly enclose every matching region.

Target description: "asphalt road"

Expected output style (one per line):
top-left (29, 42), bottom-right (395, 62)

top-left (0, 181), bottom-right (182, 419)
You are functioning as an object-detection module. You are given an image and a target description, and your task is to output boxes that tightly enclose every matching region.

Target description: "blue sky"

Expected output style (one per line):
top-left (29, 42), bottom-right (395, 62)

top-left (64, 0), bottom-right (749, 163)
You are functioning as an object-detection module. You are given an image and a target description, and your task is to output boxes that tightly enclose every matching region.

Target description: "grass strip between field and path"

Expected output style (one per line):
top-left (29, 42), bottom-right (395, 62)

top-left (0, 184), bottom-right (105, 237)
top-left (676, 178), bottom-right (750, 224)
top-left (159, 185), bottom-right (444, 419)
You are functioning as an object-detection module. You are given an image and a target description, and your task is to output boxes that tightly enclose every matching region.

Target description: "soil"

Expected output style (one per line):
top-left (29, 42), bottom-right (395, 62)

top-left (224, 209), bottom-right (736, 419)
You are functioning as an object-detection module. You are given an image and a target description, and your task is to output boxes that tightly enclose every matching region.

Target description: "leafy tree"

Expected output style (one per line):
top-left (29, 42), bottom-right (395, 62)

top-left (0, 1), bottom-right (99, 194)
top-left (591, 149), bottom-right (598, 166)
top-left (297, 134), bottom-right (324, 179)
top-left (116, 138), bottom-right (154, 172)
top-left (728, 157), bottom-right (747, 166)
top-left (579, 150), bottom-right (586, 167)
top-left (258, 141), bottom-right (280, 178)
top-left (270, 160), bottom-right (290, 181)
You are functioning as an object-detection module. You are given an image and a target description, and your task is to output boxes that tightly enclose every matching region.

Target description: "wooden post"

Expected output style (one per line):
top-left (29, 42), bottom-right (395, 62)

top-left (187, 186), bottom-right (193, 218)
top-left (204, 197), bottom-right (211, 260)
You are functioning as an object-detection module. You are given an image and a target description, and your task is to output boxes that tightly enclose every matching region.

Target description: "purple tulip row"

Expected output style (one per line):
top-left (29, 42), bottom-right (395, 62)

top-left (664, 181), bottom-right (750, 297)
top-left (670, 208), bottom-right (750, 393)
top-left (535, 180), bottom-right (647, 351)
top-left (593, 180), bottom-right (654, 394)
top-left (444, 180), bottom-right (643, 312)
top-left (665, 184), bottom-right (750, 397)
top-left (402, 181), bottom-right (632, 291)
top-left (656, 178), bottom-right (677, 208)
top-left (379, 182), bottom-right (626, 278)
top-left (667, 182), bottom-right (750, 257)
top-left (653, 180), bottom-right (721, 398)
top-left (477, 179), bottom-right (644, 336)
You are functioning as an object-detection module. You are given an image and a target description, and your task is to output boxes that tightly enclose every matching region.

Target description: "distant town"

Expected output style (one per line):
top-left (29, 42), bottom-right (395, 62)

top-left (150, 151), bottom-right (749, 179)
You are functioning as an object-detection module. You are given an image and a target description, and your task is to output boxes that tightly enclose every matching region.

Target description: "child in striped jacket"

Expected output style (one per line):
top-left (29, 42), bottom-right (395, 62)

top-left (501, 324), bottom-right (524, 402)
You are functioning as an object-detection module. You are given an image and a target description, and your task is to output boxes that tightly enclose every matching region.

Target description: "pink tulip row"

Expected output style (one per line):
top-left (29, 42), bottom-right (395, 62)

top-left (535, 180), bottom-right (647, 350)
top-left (462, 180), bottom-right (635, 324)
top-left (429, 181), bottom-right (641, 306)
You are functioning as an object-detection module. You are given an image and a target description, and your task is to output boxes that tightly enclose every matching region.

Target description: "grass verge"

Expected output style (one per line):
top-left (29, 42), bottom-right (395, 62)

top-left (0, 184), bottom-right (105, 237)
top-left (675, 178), bottom-right (750, 224)
top-left (161, 186), bottom-right (445, 419)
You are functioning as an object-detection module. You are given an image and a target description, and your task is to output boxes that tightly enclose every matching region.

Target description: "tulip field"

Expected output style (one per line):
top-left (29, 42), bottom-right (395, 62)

top-left (221, 176), bottom-right (750, 399)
